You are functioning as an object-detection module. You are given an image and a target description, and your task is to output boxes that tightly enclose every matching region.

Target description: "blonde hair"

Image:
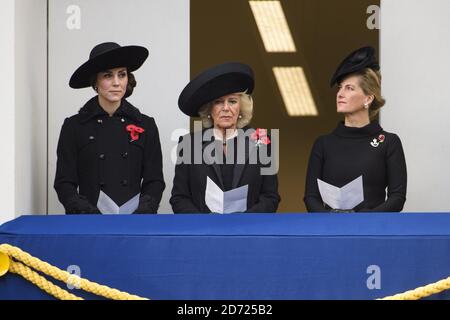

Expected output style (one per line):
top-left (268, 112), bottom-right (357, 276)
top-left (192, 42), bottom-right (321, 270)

top-left (198, 91), bottom-right (253, 128)
top-left (357, 68), bottom-right (386, 120)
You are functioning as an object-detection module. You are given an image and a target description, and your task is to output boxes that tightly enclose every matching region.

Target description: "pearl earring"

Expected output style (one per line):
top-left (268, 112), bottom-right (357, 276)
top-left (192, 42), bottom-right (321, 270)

top-left (364, 103), bottom-right (369, 109)
top-left (207, 114), bottom-right (211, 119)
top-left (238, 114), bottom-right (242, 119)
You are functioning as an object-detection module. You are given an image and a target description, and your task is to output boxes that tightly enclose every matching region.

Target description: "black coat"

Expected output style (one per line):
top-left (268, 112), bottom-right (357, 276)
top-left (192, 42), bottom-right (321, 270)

top-left (170, 130), bottom-right (280, 213)
top-left (54, 96), bottom-right (165, 214)
top-left (304, 122), bottom-right (407, 212)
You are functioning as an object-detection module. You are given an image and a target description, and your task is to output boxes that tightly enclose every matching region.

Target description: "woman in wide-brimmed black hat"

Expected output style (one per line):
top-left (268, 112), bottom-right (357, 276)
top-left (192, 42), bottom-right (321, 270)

top-left (170, 62), bottom-right (280, 213)
top-left (54, 42), bottom-right (165, 214)
top-left (304, 46), bottom-right (407, 212)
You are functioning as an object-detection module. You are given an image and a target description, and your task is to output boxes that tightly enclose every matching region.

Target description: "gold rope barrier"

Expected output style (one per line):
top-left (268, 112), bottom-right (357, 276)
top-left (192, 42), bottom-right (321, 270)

top-left (379, 276), bottom-right (450, 300)
top-left (0, 244), bottom-right (148, 300)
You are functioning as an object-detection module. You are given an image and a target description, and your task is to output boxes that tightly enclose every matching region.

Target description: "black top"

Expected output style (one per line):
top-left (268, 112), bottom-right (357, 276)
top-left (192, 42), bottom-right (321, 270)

top-left (54, 97), bottom-right (165, 214)
top-left (304, 122), bottom-right (407, 212)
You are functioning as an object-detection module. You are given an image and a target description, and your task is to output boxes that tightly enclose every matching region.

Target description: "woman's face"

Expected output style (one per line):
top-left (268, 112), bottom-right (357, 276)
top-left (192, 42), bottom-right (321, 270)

top-left (211, 93), bottom-right (241, 130)
top-left (96, 67), bottom-right (128, 104)
top-left (336, 75), bottom-right (372, 114)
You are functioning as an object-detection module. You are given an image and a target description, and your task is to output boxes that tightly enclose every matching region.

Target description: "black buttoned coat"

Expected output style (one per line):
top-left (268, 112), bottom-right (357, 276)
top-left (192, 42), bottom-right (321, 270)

top-left (54, 96), bottom-right (165, 214)
top-left (170, 130), bottom-right (280, 213)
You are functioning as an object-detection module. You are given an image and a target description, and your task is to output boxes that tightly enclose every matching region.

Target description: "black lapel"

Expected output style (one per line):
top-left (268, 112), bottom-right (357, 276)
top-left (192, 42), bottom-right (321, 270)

top-left (202, 139), bottom-right (224, 188)
top-left (232, 134), bottom-right (257, 188)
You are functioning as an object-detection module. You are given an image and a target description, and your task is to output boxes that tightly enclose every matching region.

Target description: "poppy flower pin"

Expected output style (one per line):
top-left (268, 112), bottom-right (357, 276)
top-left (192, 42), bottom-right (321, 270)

top-left (250, 128), bottom-right (271, 147)
top-left (126, 124), bottom-right (145, 141)
top-left (370, 134), bottom-right (385, 148)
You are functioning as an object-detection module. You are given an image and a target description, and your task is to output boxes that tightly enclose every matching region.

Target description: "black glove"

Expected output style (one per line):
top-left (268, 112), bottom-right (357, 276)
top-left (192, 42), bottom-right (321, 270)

top-left (65, 195), bottom-right (100, 214)
top-left (134, 194), bottom-right (159, 214)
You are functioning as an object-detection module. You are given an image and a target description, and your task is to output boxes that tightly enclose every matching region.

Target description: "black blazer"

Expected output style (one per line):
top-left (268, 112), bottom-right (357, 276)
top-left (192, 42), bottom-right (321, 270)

top-left (54, 97), bottom-right (165, 214)
top-left (170, 129), bottom-right (280, 213)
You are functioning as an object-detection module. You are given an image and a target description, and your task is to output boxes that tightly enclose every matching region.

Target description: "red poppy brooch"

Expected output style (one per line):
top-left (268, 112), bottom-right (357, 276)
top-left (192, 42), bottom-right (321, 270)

top-left (251, 128), bottom-right (271, 147)
top-left (370, 134), bottom-right (385, 148)
top-left (126, 124), bottom-right (145, 141)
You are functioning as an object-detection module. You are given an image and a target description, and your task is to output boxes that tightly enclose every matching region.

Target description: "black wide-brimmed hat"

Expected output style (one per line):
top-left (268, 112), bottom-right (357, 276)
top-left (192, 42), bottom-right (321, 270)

top-left (330, 46), bottom-right (380, 87)
top-left (69, 42), bottom-right (149, 88)
top-left (178, 62), bottom-right (254, 117)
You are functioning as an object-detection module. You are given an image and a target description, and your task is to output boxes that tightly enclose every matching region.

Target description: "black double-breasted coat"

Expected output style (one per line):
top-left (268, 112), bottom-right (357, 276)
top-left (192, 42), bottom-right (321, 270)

top-left (170, 130), bottom-right (280, 213)
top-left (54, 96), bottom-right (165, 214)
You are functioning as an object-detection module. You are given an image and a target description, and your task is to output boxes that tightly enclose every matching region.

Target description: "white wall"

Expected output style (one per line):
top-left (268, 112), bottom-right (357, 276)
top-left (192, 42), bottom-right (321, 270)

top-left (380, 0), bottom-right (450, 212)
top-left (48, 0), bottom-right (190, 213)
top-left (0, 0), bottom-right (16, 224)
top-left (0, 0), bottom-right (47, 225)
top-left (15, 0), bottom-right (48, 218)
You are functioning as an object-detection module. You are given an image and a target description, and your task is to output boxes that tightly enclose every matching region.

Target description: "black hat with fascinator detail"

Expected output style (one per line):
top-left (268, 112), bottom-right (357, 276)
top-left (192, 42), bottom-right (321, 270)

top-left (330, 46), bottom-right (380, 87)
